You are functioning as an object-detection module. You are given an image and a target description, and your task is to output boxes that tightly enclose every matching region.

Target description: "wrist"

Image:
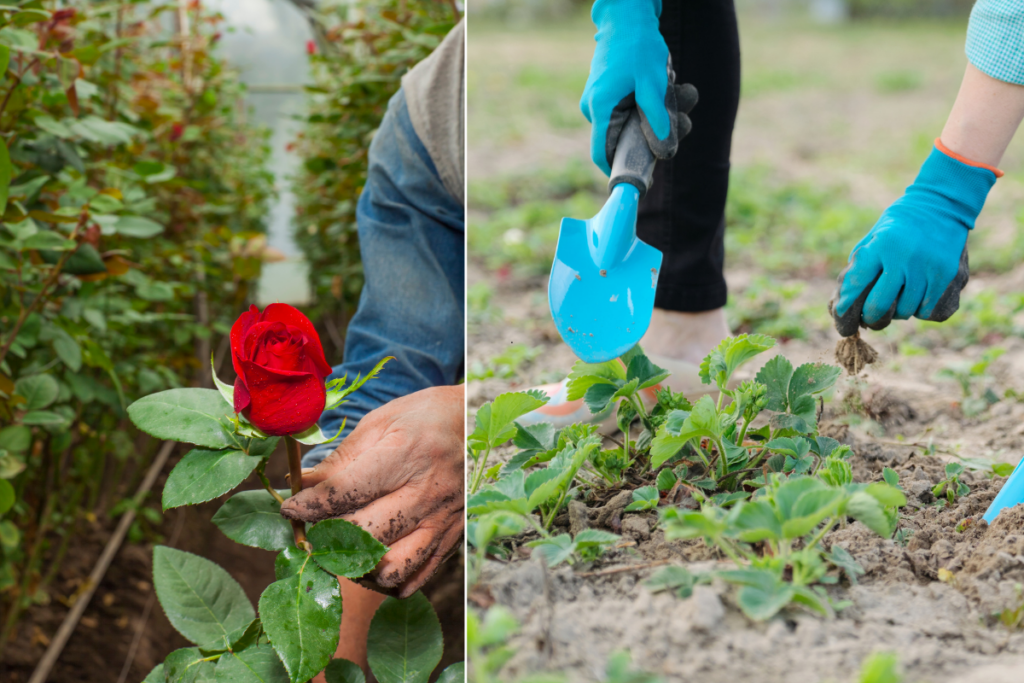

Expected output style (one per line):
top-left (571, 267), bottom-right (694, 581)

top-left (907, 144), bottom-right (998, 229)
top-left (935, 137), bottom-right (1004, 178)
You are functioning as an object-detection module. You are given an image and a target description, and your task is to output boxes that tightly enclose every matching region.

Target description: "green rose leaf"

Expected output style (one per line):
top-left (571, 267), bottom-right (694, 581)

top-left (20, 410), bottom-right (67, 427)
top-left (214, 644), bottom-right (289, 683)
top-left (162, 448), bottom-right (261, 510)
top-left (153, 546), bottom-right (255, 650)
top-left (212, 489), bottom-right (293, 551)
top-left (0, 479), bottom-right (15, 515)
top-left (14, 373), bottom-right (58, 410)
top-left (128, 388), bottom-right (235, 449)
top-left (0, 426), bottom-right (31, 453)
top-left (308, 518), bottom-right (389, 579)
top-left (260, 552), bottom-right (341, 683)
top-left (367, 593), bottom-right (443, 683)
top-left (437, 662), bottom-right (465, 683)
top-left (324, 659), bottom-right (366, 683)
top-left (142, 663), bottom-right (164, 683)
top-left (165, 647), bottom-right (216, 683)
top-left (113, 219), bottom-right (163, 240)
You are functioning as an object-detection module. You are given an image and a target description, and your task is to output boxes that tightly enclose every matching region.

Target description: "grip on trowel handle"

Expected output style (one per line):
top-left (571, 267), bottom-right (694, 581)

top-left (608, 108), bottom-right (656, 199)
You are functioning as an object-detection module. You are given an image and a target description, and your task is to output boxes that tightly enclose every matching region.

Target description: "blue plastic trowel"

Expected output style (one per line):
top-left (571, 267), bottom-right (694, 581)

top-left (983, 459), bottom-right (1024, 523)
top-left (548, 108), bottom-right (662, 364)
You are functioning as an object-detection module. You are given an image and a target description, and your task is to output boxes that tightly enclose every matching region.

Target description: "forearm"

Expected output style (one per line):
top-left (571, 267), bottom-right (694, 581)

top-left (940, 63), bottom-right (1024, 167)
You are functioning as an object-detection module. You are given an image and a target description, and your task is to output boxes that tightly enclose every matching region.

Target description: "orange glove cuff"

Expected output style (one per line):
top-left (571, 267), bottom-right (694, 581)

top-left (935, 137), bottom-right (1004, 178)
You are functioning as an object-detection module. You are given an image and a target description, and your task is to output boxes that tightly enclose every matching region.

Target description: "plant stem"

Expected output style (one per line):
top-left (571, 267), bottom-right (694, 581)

top-left (806, 516), bottom-right (838, 553)
top-left (470, 445), bottom-right (492, 494)
top-left (285, 436), bottom-right (309, 551)
top-left (256, 461), bottom-right (284, 504)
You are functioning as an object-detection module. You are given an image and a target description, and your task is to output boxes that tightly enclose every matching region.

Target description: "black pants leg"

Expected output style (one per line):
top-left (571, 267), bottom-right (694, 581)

top-left (637, 0), bottom-right (741, 312)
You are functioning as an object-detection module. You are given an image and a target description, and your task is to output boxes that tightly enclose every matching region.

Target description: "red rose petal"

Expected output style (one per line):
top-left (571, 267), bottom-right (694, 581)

top-left (259, 304), bottom-right (332, 377)
top-left (230, 304), bottom-right (261, 381)
top-left (233, 375), bottom-right (251, 414)
top-left (239, 360), bottom-right (325, 435)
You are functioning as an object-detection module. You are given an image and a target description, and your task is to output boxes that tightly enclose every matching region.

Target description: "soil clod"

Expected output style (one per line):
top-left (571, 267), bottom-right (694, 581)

top-left (835, 332), bottom-right (879, 374)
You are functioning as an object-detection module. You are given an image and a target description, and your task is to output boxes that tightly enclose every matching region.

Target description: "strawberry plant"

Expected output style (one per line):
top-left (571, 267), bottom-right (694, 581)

top-left (129, 304), bottom-right (461, 682)
top-left (661, 472), bottom-right (905, 620)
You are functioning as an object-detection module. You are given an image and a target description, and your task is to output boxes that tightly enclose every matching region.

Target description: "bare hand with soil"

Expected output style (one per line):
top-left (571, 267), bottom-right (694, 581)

top-left (281, 385), bottom-right (465, 597)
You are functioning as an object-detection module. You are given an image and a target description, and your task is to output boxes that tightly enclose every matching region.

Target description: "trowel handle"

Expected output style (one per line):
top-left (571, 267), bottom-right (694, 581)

top-left (608, 107), bottom-right (656, 199)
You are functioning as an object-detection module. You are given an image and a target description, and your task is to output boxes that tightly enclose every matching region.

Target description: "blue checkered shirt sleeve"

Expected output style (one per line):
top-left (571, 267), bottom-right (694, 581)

top-left (966, 0), bottom-right (1024, 86)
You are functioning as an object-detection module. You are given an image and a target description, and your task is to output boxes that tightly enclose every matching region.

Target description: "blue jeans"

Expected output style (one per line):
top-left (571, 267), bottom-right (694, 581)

top-left (303, 89), bottom-right (464, 467)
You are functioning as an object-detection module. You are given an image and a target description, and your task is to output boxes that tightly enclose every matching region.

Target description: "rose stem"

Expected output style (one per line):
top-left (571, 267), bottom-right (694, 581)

top-left (285, 436), bottom-right (310, 551)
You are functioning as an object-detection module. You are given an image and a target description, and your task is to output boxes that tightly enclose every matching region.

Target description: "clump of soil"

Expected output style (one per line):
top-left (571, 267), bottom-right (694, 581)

top-left (835, 332), bottom-right (879, 374)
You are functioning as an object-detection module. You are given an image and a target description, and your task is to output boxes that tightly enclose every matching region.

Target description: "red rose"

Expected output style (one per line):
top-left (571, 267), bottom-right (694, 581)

top-left (306, 40), bottom-right (316, 55)
top-left (230, 304), bottom-right (333, 436)
top-left (170, 123), bottom-right (183, 141)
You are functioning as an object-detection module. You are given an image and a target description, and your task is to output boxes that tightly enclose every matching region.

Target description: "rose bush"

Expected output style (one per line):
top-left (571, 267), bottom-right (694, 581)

top-left (126, 305), bottom-right (459, 683)
top-left (231, 304), bottom-right (333, 436)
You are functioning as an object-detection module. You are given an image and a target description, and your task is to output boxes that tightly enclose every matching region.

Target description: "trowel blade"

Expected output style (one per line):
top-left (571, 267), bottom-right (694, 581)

top-left (548, 216), bottom-right (662, 364)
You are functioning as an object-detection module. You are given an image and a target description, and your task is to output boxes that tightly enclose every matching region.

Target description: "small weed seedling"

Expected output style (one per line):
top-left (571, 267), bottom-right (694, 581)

top-left (857, 652), bottom-right (902, 683)
top-left (527, 529), bottom-right (621, 567)
top-left (936, 347), bottom-right (1004, 417)
top-left (932, 462), bottom-right (970, 505)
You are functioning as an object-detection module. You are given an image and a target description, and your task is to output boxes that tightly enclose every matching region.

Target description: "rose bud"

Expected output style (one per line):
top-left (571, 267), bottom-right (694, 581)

top-left (170, 123), bottom-right (183, 141)
top-left (306, 40), bottom-right (316, 56)
top-left (230, 303), bottom-right (333, 436)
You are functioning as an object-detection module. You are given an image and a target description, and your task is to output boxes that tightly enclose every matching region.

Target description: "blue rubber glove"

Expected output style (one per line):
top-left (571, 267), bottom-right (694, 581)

top-left (830, 145), bottom-right (998, 337)
top-left (580, 0), bottom-right (696, 176)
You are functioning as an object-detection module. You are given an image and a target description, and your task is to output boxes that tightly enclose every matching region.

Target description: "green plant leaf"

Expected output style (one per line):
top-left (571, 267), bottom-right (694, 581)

top-left (128, 388), bottom-right (235, 449)
top-left (260, 554), bottom-right (341, 683)
top-left (730, 500), bottom-right (782, 542)
top-left (307, 518), bottom-right (389, 578)
top-left (56, 325), bottom-right (95, 369)
top-left (20, 410), bottom-right (67, 427)
top-left (781, 488), bottom-right (844, 539)
top-left (437, 662), bottom-right (465, 683)
top-left (788, 362), bottom-right (841, 407)
top-left (624, 485), bottom-right (659, 512)
top-left (230, 618), bottom-right (263, 652)
top-left (14, 374), bottom-right (58, 410)
top-left (162, 449), bottom-right (260, 510)
top-left (857, 651), bottom-right (902, 683)
top-left (827, 545), bottom-right (865, 585)
top-left (0, 135), bottom-right (11, 216)
top-left (212, 489), bottom-right (293, 551)
top-left (165, 647), bottom-right (216, 683)
top-left (655, 468), bottom-right (678, 492)
top-left (755, 355), bottom-right (793, 412)
top-left (469, 392), bottom-right (547, 451)
top-left (367, 593), bottom-right (443, 683)
top-left (0, 452), bottom-right (25, 479)
top-left (21, 230), bottom-right (76, 251)
top-left (0, 426), bottom-right (30, 453)
top-left (214, 644), bottom-right (288, 683)
top-left (526, 534), bottom-right (575, 567)
top-left (700, 334), bottom-right (776, 387)
top-left (584, 383), bottom-right (619, 414)
top-left (114, 215), bottom-right (165, 238)
top-left (864, 483), bottom-right (906, 509)
top-left (565, 359), bottom-right (625, 401)
top-left (0, 479), bottom-right (14, 515)
top-left (153, 546), bottom-right (255, 650)
top-left (845, 491), bottom-right (891, 538)
top-left (212, 356), bottom-right (234, 406)
top-left (573, 528), bottom-right (620, 548)
top-left (324, 659), bottom-right (366, 683)
top-left (720, 568), bottom-right (795, 621)
top-left (626, 354), bottom-right (669, 390)
top-left (142, 664), bottom-right (164, 683)
top-left (643, 565), bottom-right (697, 597)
